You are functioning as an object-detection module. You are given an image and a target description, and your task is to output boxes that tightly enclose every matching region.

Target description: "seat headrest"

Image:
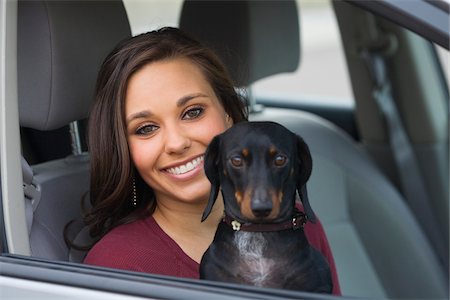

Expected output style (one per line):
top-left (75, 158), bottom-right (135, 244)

top-left (18, 0), bottom-right (131, 131)
top-left (179, 0), bottom-right (300, 87)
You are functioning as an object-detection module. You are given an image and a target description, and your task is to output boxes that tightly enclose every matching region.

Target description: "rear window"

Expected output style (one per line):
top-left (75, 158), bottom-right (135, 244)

top-left (123, 0), bottom-right (354, 107)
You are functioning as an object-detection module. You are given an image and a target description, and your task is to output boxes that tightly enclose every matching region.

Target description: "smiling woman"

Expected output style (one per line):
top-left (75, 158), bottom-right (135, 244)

top-left (124, 58), bottom-right (233, 263)
top-left (81, 27), bottom-right (246, 273)
top-left (74, 27), bottom-right (341, 294)
top-left (83, 27), bottom-right (247, 243)
top-left (83, 26), bottom-right (246, 247)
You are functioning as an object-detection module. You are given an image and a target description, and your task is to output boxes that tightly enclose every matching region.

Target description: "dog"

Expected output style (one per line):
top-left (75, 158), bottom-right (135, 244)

top-left (200, 121), bottom-right (332, 293)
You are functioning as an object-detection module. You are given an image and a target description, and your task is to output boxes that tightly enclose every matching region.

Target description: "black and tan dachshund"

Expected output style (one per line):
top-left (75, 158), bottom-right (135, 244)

top-left (200, 121), bottom-right (332, 293)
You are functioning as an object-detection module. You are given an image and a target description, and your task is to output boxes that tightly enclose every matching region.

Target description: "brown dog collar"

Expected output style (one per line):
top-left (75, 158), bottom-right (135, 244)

top-left (222, 211), bottom-right (307, 232)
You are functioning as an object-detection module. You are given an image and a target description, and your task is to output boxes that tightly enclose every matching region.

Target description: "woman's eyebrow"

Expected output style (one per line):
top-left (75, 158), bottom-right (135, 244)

top-left (177, 93), bottom-right (209, 107)
top-left (127, 93), bottom-right (209, 124)
top-left (126, 110), bottom-right (152, 125)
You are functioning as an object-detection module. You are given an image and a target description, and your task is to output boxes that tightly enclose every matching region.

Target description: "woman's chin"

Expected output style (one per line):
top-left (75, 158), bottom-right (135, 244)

top-left (156, 177), bottom-right (212, 208)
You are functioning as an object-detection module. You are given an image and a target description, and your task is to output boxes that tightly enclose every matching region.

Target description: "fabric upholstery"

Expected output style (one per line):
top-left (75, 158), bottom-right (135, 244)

top-left (18, 0), bottom-right (131, 130)
top-left (251, 108), bottom-right (448, 298)
top-left (28, 156), bottom-right (90, 261)
top-left (18, 0), bottom-right (131, 261)
top-left (179, 0), bottom-right (300, 87)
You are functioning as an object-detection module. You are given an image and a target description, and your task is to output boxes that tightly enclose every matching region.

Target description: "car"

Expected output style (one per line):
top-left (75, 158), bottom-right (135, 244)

top-left (0, 0), bottom-right (448, 299)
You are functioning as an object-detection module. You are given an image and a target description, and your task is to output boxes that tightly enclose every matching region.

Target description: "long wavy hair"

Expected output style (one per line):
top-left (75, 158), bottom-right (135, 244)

top-left (83, 27), bottom-right (248, 243)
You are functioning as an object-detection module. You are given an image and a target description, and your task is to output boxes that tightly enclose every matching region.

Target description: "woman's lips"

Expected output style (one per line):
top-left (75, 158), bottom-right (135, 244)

top-left (164, 156), bottom-right (204, 175)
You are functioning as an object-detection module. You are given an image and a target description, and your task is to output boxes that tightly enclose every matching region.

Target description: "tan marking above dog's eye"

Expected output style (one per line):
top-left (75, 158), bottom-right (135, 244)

top-left (269, 146), bottom-right (277, 156)
top-left (230, 155), bottom-right (243, 167)
top-left (274, 154), bottom-right (287, 167)
top-left (242, 148), bottom-right (249, 157)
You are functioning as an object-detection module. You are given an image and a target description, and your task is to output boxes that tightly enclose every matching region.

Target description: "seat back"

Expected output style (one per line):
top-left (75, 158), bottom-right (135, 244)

top-left (179, 1), bottom-right (448, 298)
top-left (18, 0), bottom-right (131, 261)
top-left (250, 108), bottom-right (448, 298)
top-left (180, 0), bottom-right (300, 87)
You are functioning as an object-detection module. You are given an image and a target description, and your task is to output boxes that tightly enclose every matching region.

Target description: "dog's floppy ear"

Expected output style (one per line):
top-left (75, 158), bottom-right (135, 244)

top-left (202, 134), bottom-right (222, 222)
top-left (295, 135), bottom-right (316, 223)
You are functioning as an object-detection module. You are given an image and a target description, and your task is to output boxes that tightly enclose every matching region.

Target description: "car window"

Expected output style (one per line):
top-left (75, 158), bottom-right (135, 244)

top-left (253, 0), bottom-right (354, 107)
top-left (123, 0), bottom-right (354, 108)
top-left (123, 0), bottom-right (183, 34)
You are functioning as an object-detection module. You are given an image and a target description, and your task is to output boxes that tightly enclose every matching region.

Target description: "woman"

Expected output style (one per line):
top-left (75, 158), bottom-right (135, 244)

top-left (83, 27), bottom-right (341, 294)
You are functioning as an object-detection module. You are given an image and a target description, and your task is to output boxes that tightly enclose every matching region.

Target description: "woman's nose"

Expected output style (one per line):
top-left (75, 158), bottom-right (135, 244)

top-left (163, 126), bottom-right (191, 155)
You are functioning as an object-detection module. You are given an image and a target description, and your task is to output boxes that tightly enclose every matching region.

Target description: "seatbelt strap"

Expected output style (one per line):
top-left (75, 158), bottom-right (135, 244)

top-left (362, 50), bottom-right (448, 269)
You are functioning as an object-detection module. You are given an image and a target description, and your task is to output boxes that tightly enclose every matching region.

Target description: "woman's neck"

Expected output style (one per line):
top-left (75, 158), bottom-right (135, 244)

top-left (154, 194), bottom-right (223, 229)
top-left (152, 194), bottom-right (224, 263)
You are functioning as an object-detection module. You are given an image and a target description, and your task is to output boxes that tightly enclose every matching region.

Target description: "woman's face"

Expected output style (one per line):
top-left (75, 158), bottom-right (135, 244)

top-left (125, 58), bottom-right (231, 208)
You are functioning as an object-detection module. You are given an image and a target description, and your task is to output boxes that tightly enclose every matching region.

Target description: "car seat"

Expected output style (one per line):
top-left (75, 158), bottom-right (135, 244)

top-left (18, 0), bottom-right (131, 261)
top-left (179, 1), bottom-right (448, 299)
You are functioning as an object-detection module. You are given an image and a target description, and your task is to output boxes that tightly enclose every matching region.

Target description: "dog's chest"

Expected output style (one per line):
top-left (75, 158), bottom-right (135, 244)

top-left (232, 232), bottom-right (281, 287)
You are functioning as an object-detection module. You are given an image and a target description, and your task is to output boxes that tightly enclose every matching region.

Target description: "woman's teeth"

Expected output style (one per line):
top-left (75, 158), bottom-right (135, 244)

top-left (166, 156), bottom-right (204, 175)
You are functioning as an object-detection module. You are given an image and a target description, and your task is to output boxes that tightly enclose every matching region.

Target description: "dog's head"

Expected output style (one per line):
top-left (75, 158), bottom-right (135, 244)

top-left (202, 121), bottom-right (315, 223)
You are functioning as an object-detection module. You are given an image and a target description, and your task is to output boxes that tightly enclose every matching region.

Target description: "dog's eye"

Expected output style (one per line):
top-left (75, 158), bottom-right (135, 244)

top-left (230, 156), bottom-right (243, 167)
top-left (274, 155), bottom-right (287, 167)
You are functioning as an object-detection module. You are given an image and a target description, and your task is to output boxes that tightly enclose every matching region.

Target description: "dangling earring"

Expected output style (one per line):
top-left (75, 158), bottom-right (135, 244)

top-left (132, 178), bottom-right (137, 207)
top-left (225, 114), bottom-right (232, 125)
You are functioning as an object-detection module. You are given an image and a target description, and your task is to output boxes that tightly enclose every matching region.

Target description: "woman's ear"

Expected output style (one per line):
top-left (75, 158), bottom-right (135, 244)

top-left (202, 134), bottom-right (222, 221)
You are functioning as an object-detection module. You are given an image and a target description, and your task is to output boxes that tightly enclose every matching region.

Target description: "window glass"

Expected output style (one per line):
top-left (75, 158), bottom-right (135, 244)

top-left (123, 0), bottom-right (183, 35)
top-left (252, 0), bottom-right (354, 107)
top-left (123, 0), bottom-right (354, 107)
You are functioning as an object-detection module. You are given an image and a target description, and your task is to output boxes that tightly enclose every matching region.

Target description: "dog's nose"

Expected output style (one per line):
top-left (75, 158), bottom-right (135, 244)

top-left (251, 200), bottom-right (272, 218)
top-left (252, 208), bottom-right (271, 218)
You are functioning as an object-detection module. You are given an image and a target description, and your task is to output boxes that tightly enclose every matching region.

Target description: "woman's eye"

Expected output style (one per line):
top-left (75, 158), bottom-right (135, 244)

top-left (182, 107), bottom-right (204, 120)
top-left (136, 124), bottom-right (159, 135)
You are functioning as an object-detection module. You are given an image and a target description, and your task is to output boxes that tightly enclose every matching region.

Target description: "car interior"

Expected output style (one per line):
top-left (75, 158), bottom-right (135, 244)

top-left (18, 0), bottom-right (131, 261)
top-left (2, 0), bottom-right (448, 299)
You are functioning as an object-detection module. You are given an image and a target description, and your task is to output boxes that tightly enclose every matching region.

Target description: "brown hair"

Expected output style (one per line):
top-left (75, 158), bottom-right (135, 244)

top-left (84, 27), bottom-right (248, 242)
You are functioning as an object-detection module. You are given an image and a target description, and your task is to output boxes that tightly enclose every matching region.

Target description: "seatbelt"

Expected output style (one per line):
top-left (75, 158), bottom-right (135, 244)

top-left (361, 50), bottom-right (448, 270)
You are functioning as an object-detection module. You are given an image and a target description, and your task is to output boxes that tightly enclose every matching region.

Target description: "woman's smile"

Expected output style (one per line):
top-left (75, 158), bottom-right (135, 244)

top-left (125, 57), bottom-right (231, 204)
top-left (162, 155), bottom-right (205, 180)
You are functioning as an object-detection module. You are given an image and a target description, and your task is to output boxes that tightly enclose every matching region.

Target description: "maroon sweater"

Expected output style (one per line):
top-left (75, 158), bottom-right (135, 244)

top-left (84, 215), bottom-right (341, 295)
